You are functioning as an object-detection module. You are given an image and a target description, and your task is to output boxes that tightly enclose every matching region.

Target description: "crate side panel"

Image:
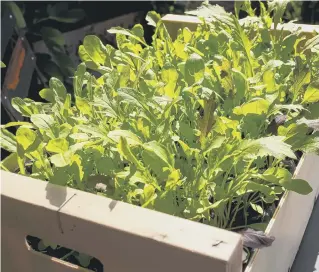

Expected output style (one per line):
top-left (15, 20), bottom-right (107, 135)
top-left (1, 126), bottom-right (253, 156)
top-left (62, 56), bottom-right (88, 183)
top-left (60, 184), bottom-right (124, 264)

top-left (245, 153), bottom-right (319, 272)
top-left (1, 170), bottom-right (243, 272)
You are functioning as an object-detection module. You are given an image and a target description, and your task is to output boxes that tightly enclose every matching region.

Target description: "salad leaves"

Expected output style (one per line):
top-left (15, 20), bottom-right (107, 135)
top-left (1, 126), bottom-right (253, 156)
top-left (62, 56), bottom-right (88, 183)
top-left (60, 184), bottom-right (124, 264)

top-left (1, 1), bottom-right (319, 233)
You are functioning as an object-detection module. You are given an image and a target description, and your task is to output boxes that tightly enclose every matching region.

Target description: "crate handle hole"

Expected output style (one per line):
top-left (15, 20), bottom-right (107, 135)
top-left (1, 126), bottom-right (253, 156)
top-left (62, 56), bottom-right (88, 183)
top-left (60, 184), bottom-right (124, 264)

top-left (26, 235), bottom-right (103, 271)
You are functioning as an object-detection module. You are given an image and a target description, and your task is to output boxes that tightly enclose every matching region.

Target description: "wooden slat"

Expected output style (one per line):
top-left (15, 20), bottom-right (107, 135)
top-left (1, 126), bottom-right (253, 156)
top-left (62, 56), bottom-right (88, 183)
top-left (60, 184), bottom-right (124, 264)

top-left (1, 170), bottom-right (243, 272)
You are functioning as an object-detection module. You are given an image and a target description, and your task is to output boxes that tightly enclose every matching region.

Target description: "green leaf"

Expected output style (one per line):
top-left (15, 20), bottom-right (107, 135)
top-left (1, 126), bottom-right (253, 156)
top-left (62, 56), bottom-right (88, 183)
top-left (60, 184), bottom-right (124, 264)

top-left (238, 136), bottom-right (296, 160)
top-left (196, 199), bottom-right (228, 214)
top-left (161, 65), bottom-right (179, 98)
top-left (302, 81), bottom-right (319, 104)
top-left (31, 114), bottom-right (55, 130)
top-left (108, 130), bottom-right (142, 146)
top-left (302, 35), bottom-right (319, 53)
top-left (1, 61), bottom-right (6, 68)
top-left (141, 150), bottom-right (169, 181)
top-left (95, 156), bottom-right (116, 176)
top-left (78, 45), bottom-right (92, 61)
top-left (154, 191), bottom-right (177, 215)
top-left (76, 125), bottom-right (108, 139)
top-left (41, 27), bottom-right (65, 47)
top-left (262, 167), bottom-right (312, 195)
top-left (238, 181), bottom-right (273, 196)
top-left (250, 203), bottom-right (264, 215)
top-left (69, 133), bottom-right (89, 142)
top-left (213, 117), bottom-right (239, 136)
top-left (47, 4), bottom-right (85, 23)
top-left (141, 184), bottom-right (157, 207)
top-left (146, 11), bottom-right (161, 27)
top-left (186, 3), bottom-right (234, 26)
top-left (117, 88), bottom-right (156, 123)
top-left (165, 169), bottom-right (181, 190)
top-left (93, 94), bottom-right (118, 118)
top-left (118, 136), bottom-right (143, 170)
top-left (285, 179), bottom-right (313, 195)
top-left (83, 35), bottom-right (107, 65)
top-left (199, 99), bottom-right (217, 141)
top-left (1, 128), bottom-right (17, 153)
top-left (292, 63), bottom-right (311, 101)
top-left (278, 123), bottom-right (316, 151)
top-left (263, 70), bottom-right (276, 93)
top-left (232, 68), bottom-right (247, 103)
top-left (107, 27), bottom-right (147, 46)
top-left (1, 121), bottom-right (34, 129)
top-left (117, 87), bottom-right (145, 108)
top-left (11, 98), bottom-right (34, 117)
top-left (184, 53), bottom-right (205, 85)
top-left (203, 136), bottom-right (225, 155)
top-left (49, 167), bottom-right (69, 185)
top-left (50, 151), bottom-right (73, 167)
top-left (49, 77), bottom-right (67, 101)
top-left (131, 24), bottom-right (144, 38)
top-left (16, 127), bottom-right (37, 151)
top-left (3, 2), bottom-right (26, 28)
top-left (233, 99), bottom-right (270, 116)
top-left (255, 136), bottom-right (296, 160)
top-left (46, 138), bottom-right (69, 153)
top-left (76, 97), bottom-right (92, 116)
top-left (143, 141), bottom-right (174, 168)
top-left (39, 88), bottom-right (55, 103)
top-left (70, 154), bottom-right (84, 183)
top-left (305, 103), bottom-right (319, 119)
top-left (104, 69), bottom-right (119, 89)
top-left (73, 63), bottom-right (86, 96)
top-left (271, 104), bottom-right (305, 114)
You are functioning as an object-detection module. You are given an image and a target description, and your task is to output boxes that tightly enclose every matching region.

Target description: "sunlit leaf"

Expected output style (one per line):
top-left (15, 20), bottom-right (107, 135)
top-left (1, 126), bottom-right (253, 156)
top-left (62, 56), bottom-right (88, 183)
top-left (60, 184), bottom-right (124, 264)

top-left (118, 137), bottom-right (143, 170)
top-left (302, 81), bottom-right (319, 104)
top-left (233, 99), bottom-right (270, 116)
top-left (46, 138), bottom-right (69, 153)
top-left (31, 114), bottom-right (55, 130)
top-left (184, 53), bottom-right (205, 86)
